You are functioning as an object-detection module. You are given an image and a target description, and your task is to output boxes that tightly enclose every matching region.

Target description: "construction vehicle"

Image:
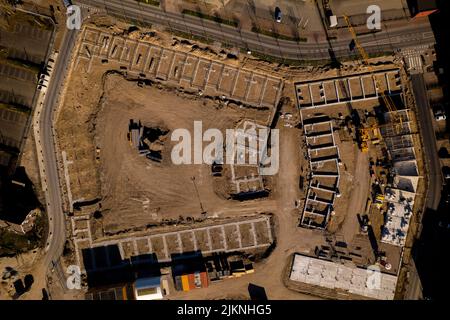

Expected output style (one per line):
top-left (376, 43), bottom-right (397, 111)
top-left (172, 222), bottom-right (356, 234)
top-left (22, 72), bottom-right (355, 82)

top-left (370, 126), bottom-right (381, 145)
top-left (359, 124), bottom-right (382, 147)
top-left (0, 0), bottom-right (15, 16)
top-left (358, 128), bottom-right (370, 152)
top-left (374, 194), bottom-right (385, 209)
top-left (343, 15), bottom-right (403, 135)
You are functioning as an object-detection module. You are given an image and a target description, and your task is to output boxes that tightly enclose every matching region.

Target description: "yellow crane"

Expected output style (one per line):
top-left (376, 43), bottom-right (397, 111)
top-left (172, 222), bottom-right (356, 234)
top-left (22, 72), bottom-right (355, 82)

top-left (0, 0), bottom-right (14, 15)
top-left (343, 15), bottom-right (402, 134)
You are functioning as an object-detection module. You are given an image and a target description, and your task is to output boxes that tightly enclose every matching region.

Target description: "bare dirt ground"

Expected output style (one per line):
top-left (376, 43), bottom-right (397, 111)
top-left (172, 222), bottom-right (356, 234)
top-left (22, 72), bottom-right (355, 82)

top-left (0, 250), bottom-right (45, 300)
top-left (95, 76), bottom-right (277, 233)
top-left (336, 151), bottom-right (370, 242)
top-left (50, 15), bottom-right (416, 299)
top-left (168, 125), bottom-right (326, 300)
top-left (56, 22), bottom-right (284, 237)
top-left (19, 130), bottom-right (44, 202)
top-left (300, 106), bottom-right (362, 233)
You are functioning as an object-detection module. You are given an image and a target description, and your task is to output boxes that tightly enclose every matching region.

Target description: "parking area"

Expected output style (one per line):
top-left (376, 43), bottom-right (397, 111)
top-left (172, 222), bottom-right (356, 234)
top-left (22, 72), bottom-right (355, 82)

top-left (0, 12), bottom-right (53, 169)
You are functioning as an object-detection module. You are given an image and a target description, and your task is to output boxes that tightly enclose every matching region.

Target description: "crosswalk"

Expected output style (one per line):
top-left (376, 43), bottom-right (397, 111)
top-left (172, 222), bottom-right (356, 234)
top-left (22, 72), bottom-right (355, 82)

top-left (401, 45), bottom-right (430, 74)
top-left (408, 54), bottom-right (423, 71)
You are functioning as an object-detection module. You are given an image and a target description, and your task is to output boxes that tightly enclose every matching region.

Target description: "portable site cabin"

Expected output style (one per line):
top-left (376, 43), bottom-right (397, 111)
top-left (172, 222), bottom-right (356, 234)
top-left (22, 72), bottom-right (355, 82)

top-left (133, 277), bottom-right (164, 300)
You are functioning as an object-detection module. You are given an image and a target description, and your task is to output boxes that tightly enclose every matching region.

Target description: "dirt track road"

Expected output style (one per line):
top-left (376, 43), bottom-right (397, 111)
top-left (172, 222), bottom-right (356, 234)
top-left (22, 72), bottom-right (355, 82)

top-left (340, 151), bottom-right (370, 243)
top-left (169, 126), bottom-right (325, 300)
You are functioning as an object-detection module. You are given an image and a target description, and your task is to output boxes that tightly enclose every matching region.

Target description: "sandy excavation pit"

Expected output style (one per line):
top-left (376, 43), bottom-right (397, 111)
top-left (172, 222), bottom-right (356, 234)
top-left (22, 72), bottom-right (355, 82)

top-left (94, 75), bottom-right (273, 233)
top-left (56, 23), bottom-right (283, 243)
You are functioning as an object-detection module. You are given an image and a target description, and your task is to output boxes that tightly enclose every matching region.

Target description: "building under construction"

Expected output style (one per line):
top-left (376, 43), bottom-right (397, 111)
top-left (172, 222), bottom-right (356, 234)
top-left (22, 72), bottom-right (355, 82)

top-left (378, 111), bottom-right (419, 247)
top-left (299, 115), bottom-right (341, 229)
top-left (228, 120), bottom-right (269, 200)
top-left (292, 13), bottom-right (423, 297)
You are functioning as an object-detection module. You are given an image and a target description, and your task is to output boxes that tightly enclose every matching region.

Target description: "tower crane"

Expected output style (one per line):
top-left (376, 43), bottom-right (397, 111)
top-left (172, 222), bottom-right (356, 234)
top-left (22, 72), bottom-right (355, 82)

top-left (343, 15), bottom-right (403, 137)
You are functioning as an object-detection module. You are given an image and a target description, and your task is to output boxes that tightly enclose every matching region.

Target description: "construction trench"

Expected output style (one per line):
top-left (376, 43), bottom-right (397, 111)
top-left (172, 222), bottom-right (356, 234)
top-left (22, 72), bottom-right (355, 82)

top-left (49, 18), bottom-right (429, 299)
top-left (291, 59), bottom-right (425, 299)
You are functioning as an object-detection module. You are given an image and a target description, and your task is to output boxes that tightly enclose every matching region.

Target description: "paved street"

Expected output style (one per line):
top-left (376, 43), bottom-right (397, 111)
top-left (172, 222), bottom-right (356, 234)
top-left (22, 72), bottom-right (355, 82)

top-left (75, 0), bottom-right (435, 62)
top-left (411, 73), bottom-right (443, 210)
top-left (40, 29), bottom-right (79, 268)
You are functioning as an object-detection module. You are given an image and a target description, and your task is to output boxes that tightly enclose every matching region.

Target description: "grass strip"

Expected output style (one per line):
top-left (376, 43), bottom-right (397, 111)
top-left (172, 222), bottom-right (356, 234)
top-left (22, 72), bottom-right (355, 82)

top-left (171, 30), bottom-right (214, 45)
top-left (182, 9), bottom-right (238, 27)
top-left (251, 26), bottom-right (307, 42)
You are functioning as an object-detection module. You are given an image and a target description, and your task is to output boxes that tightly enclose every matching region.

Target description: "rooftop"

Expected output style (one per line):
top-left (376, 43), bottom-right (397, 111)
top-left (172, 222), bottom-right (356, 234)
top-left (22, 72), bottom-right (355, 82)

top-left (381, 188), bottom-right (415, 247)
top-left (134, 277), bottom-right (163, 300)
top-left (289, 254), bottom-right (397, 300)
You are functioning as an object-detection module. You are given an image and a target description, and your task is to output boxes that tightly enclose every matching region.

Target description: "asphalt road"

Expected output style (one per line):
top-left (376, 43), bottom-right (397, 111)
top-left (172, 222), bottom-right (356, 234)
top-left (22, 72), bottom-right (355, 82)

top-left (41, 29), bottom-right (78, 268)
top-left (76, 0), bottom-right (435, 61)
top-left (411, 73), bottom-right (443, 210)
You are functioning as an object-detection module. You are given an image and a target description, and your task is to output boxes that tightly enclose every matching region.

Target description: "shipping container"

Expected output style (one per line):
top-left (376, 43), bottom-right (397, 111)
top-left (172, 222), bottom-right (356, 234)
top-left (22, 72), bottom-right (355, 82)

top-left (200, 271), bottom-right (209, 288)
top-left (181, 275), bottom-right (190, 291)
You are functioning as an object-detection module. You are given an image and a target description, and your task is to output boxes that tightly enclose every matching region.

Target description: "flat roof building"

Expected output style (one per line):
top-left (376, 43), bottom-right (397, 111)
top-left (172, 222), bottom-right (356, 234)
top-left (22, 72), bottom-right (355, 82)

top-left (134, 277), bottom-right (164, 300)
top-left (85, 283), bottom-right (135, 300)
top-left (289, 254), bottom-right (398, 300)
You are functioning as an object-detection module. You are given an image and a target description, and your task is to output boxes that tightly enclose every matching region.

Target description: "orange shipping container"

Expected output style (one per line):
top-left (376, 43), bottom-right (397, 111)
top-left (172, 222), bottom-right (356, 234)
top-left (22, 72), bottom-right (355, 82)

top-left (188, 274), bottom-right (196, 290)
top-left (200, 272), bottom-right (209, 288)
top-left (415, 10), bottom-right (436, 18)
top-left (181, 275), bottom-right (190, 291)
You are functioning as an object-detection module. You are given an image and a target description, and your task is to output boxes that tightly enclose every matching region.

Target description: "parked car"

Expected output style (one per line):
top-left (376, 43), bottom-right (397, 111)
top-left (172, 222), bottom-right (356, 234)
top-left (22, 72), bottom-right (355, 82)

top-left (443, 166), bottom-right (450, 179)
top-left (274, 7), bottom-right (282, 23)
top-left (435, 111), bottom-right (446, 121)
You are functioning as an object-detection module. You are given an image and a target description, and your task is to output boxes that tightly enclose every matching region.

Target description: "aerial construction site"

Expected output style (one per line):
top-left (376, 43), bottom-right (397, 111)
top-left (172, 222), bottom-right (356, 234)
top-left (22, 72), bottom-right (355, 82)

top-left (0, 0), bottom-right (447, 306)
top-left (41, 7), bottom-right (431, 300)
top-left (0, 0), bottom-right (433, 302)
